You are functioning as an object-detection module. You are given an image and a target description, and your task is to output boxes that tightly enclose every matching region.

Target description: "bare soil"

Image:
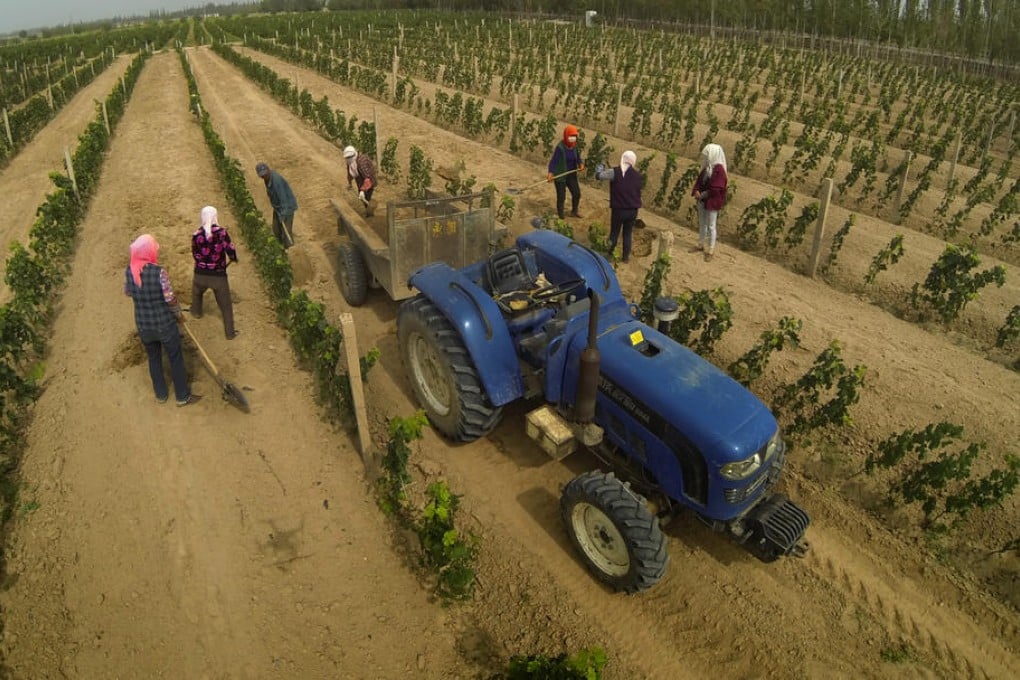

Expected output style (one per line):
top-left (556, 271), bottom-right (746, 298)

top-left (0, 46), bottom-right (1017, 679)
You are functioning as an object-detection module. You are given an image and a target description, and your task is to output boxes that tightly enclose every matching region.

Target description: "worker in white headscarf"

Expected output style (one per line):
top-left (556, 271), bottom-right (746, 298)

top-left (594, 150), bottom-right (643, 263)
top-left (343, 145), bottom-right (377, 217)
top-left (691, 143), bottom-right (728, 262)
top-left (191, 205), bottom-right (239, 339)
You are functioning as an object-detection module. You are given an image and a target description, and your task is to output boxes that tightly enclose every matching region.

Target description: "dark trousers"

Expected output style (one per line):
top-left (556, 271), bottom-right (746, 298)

top-left (272, 211), bottom-right (295, 248)
top-left (191, 272), bottom-right (235, 338)
top-left (554, 174), bottom-right (581, 218)
top-left (609, 208), bottom-right (639, 262)
top-left (139, 323), bottom-right (189, 402)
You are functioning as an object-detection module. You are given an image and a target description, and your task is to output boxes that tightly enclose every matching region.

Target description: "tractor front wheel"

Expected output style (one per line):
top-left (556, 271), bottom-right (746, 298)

top-left (561, 471), bottom-right (668, 593)
top-left (396, 295), bottom-right (502, 442)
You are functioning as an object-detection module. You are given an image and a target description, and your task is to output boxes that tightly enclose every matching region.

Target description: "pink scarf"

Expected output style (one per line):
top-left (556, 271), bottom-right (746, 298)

top-left (129, 234), bottom-right (159, 286)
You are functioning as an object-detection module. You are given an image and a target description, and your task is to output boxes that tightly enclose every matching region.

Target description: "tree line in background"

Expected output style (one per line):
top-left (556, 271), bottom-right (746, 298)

top-left (9, 1), bottom-right (1020, 68)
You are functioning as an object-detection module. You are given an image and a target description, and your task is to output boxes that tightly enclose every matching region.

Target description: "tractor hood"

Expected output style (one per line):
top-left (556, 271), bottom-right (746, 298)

top-left (590, 319), bottom-right (779, 464)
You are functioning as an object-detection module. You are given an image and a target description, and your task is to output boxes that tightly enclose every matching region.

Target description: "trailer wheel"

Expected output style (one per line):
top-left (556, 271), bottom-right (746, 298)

top-left (338, 242), bottom-right (368, 306)
top-left (561, 471), bottom-right (668, 593)
top-left (397, 295), bottom-right (503, 441)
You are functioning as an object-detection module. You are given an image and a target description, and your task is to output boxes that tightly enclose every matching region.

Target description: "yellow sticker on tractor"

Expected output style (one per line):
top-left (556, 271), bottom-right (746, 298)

top-left (629, 330), bottom-right (644, 346)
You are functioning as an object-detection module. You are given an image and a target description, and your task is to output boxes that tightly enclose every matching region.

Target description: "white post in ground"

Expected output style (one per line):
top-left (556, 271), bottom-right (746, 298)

top-left (391, 49), bottom-right (399, 100)
top-left (895, 150), bottom-right (914, 216)
top-left (101, 100), bottom-right (110, 134)
top-left (2, 108), bottom-right (12, 146)
top-left (338, 313), bottom-right (373, 464)
top-left (808, 178), bottom-right (834, 278)
top-left (948, 135), bottom-right (962, 187)
top-left (64, 146), bottom-right (79, 199)
top-left (613, 83), bottom-right (623, 136)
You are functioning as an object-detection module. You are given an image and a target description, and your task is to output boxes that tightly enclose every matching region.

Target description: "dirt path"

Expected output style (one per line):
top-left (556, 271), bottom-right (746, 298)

top-left (0, 54), bottom-right (133, 302)
top-left (0, 41), bottom-right (1016, 678)
top-left (0, 51), bottom-right (476, 678)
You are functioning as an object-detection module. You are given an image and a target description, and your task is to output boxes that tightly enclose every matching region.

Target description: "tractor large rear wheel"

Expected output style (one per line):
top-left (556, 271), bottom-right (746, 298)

top-left (397, 295), bottom-right (502, 442)
top-left (561, 471), bottom-right (669, 593)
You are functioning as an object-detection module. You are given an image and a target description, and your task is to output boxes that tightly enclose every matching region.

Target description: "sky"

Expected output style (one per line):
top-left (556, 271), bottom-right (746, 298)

top-left (0, 0), bottom-right (205, 35)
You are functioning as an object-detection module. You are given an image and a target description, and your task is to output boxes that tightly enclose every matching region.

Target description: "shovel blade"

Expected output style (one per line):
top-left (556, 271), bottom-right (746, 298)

top-left (222, 381), bottom-right (250, 413)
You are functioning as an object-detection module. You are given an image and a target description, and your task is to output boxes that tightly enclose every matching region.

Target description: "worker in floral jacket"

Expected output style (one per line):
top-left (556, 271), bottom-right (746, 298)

top-left (343, 145), bottom-right (377, 217)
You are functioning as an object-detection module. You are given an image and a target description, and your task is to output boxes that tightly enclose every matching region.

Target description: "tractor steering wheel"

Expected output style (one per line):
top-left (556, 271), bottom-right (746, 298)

top-left (532, 277), bottom-right (585, 302)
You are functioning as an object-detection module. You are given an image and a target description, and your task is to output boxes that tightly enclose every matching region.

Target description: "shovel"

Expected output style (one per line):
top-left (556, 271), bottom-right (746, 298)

top-left (506, 168), bottom-right (578, 195)
top-left (181, 320), bottom-right (250, 413)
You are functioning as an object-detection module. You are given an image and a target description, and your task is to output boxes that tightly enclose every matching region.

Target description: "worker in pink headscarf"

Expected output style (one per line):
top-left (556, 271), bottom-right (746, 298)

top-left (124, 234), bottom-right (200, 406)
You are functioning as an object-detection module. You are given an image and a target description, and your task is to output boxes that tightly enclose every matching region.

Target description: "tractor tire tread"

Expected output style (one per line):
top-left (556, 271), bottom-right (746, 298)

top-left (398, 296), bottom-right (502, 441)
top-left (561, 470), bottom-right (668, 593)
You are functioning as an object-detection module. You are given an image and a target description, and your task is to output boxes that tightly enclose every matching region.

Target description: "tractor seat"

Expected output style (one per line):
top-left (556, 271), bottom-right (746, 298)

top-left (486, 247), bottom-right (536, 295)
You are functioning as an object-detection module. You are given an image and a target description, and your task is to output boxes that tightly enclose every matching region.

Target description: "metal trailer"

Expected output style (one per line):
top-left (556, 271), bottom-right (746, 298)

top-left (331, 189), bottom-right (508, 306)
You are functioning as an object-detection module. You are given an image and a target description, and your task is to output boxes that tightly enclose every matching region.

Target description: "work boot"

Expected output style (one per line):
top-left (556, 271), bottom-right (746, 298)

top-left (571, 210), bottom-right (582, 218)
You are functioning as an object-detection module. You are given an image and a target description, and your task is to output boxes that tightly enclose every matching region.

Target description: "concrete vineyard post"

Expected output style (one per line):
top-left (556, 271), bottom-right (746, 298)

top-left (101, 101), bottom-right (110, 135)
top-left (948, 135), bottom-right (962, 187)
top-left (2, 108), bottom-right (12, 147)
top-left (895, 151), bottom-right (914, 216)
top-left (64, 146), bottom-right (79, 199)
top-left (613, 83), bottom-right (623, 136)
top-left (391, 51), bottom-right (399, 100)
top-left (340, 317), bottom-right (372, 460)
top-left (808, 178), bottom-right (834, 278)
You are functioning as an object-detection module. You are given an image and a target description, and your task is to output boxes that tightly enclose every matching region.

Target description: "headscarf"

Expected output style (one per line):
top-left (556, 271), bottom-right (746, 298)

top-left (344, 145), bottom-right (359, 178)
top-left (200, 205), bottom-right (218, 238)
top-left (129, 234), bottom-right (159, 286)
top-left (563, 125), bottom-right (578, 148)
top-left (620, 150), bottom-right (637, 176)
top-left (700, 143), bottom-right (728, 179)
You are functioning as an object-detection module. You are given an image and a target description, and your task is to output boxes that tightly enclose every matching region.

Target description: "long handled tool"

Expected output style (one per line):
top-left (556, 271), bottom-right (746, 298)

top-left (181, 321), bottom-right (250, 413)
top-left (506, 168), bottom-right (578, 195)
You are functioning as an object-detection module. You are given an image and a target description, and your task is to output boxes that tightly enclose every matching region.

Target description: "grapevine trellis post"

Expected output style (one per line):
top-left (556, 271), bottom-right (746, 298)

top-left (2, 108), bottom-right (12, 147)
top-left (63, 146), bottom-right (79, 200)
top-left (658, 228), bottom-right (674, 261)
top-left (948, 135), bottom-right (962, 187)
top-left (373, 107), bottom-right (379, 163)
top-left (1008, 110), bottom-right (1016, 152)
top-left (808, 178), bottom-right (834, 278)
top-left (391, 50), bottom-right (399, 100)
top-left (613, 83), bottom-right (623, 136)
top-left (511, 93), bottom-right (519, 136)
top-left (101, 100), bottom-right (110, 134)
top-left (895, 151), bottom-right (914, 215)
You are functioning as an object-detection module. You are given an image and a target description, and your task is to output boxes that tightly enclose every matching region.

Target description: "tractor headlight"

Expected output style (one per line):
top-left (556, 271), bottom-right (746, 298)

top-left (720, 452), bottom-right (762, 481)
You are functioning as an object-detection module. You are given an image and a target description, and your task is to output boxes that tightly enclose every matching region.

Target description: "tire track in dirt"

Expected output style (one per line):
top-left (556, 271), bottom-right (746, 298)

top-left (0, 54), bottom-right (134, 301)
top-left (804, 529), bottom-right (1020, 679)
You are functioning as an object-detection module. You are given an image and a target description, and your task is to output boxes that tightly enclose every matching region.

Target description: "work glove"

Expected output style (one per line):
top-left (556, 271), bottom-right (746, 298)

top-left (547, 172), bottom-right (554, 182)
top-left (579, 163), bottom-right (586, 173)
top-left (595, 163), bottom-right (605, 175)
top-left (359, 190), bottom-right (367, 202)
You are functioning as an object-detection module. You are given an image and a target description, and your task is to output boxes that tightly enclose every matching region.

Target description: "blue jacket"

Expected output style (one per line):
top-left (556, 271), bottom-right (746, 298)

top-left (265, 170), bottom-right (298, 217)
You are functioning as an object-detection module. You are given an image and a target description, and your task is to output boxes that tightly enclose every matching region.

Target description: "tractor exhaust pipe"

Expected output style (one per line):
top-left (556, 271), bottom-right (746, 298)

top-left (574, 288), bottom-right (600, 423)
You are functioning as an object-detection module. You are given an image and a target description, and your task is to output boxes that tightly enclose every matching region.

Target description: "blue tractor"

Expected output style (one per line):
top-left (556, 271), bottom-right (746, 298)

top-left (396, 229), bottom-right (809, 593)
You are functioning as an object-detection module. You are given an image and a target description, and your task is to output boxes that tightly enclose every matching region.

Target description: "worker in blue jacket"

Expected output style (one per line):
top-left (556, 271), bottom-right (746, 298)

top-left (256, 161), bottom-right (297, 249)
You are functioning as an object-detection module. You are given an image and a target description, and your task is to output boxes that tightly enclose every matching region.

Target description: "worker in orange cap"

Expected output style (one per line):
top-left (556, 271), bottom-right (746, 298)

top-left (546, 124), bottom-right (585, 219)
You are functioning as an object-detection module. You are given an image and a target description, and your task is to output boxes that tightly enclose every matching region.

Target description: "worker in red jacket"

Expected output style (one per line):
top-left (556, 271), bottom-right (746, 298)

top-left (691, 143), bottom-right (728, 262)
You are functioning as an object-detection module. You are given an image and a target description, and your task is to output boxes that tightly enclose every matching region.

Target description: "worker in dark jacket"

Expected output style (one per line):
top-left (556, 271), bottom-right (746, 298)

top-left (547, 124), bottom-right (585, 219)
top-left (595, 150), bottom-right (642, 263)
top-left (256, 161), bottom-right (297, 249)
top-left (124, 234), bottom-right (201, 407)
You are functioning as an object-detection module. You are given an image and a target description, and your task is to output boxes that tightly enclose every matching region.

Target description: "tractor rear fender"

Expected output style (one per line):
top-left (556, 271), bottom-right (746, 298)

top-left (409, 263), bottom-right (524, 406)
